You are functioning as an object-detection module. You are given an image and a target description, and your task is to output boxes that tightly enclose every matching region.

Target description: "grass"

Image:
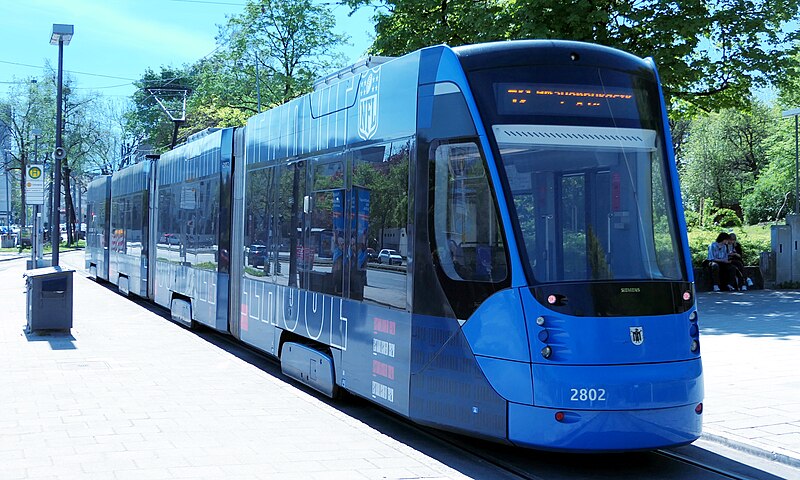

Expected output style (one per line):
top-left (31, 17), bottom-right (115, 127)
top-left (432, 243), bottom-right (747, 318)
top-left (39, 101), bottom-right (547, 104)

top-left (2, 239), bottom-right (85, 254)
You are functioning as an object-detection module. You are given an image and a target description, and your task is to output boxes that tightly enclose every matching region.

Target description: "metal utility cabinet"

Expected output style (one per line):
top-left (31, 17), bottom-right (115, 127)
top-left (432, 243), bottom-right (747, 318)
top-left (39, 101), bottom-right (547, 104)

top-left (25, 266), bottom-right (74, 331)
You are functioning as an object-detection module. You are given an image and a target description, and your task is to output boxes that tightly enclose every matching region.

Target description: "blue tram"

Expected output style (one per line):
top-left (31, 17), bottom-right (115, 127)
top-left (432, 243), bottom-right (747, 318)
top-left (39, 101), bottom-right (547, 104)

top-left (86, 40), bottom-right (703, 451)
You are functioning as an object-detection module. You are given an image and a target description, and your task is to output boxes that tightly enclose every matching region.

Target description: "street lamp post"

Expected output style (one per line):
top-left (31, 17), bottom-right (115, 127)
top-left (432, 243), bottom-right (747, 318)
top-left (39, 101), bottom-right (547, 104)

top-left (781, 108), bottom-right (800, 215)
top-left (50, 23), bottom-right (73, 267)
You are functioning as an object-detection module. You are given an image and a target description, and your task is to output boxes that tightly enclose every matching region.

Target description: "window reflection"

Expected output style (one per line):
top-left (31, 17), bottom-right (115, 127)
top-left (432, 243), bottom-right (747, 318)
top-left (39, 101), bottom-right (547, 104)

top-left (351, 141), bottom-right (411, 310)
top-left (433, 142), bottom-right (507, 283)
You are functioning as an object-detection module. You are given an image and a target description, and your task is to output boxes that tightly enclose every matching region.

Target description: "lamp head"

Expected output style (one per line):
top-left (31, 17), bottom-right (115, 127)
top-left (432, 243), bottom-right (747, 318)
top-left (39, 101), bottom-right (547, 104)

top-left (50, 24), bottom-right (74, 46)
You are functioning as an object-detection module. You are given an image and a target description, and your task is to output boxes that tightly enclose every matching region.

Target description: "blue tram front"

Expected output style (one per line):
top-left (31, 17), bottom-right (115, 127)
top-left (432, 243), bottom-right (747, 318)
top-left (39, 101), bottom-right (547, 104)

top-left (406, 41), bottom-right (702, 450)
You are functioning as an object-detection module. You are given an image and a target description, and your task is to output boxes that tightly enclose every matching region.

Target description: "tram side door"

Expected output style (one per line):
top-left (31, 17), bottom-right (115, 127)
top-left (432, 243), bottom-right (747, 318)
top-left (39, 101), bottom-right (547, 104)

top-left (301, 156), bottom-right (347, 297)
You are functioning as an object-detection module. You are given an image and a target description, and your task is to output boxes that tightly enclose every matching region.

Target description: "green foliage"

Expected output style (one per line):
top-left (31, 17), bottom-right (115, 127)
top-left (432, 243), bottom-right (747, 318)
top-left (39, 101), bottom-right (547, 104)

top-left (713, 208), bottom-right (742, 228)
top-left (128, 66), bottom-right (197, 152)
top-left (684, 210), bottom-right (700, 229)
top-left (348, 0), bottom-right (800, 113)
top-left (126, 0), bottom-right (349, 149)
top-left (740, 115), bottom-right (798, 223)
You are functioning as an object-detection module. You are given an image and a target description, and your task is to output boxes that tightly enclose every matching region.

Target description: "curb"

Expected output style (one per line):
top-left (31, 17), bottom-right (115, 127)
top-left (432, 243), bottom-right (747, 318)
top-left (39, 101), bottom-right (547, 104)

top-left (701, 432), bottom-right (800, 469)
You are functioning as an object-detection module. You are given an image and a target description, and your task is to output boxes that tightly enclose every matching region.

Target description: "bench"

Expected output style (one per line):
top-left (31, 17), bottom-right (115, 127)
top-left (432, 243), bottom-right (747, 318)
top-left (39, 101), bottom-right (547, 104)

top-left (693, 265), bottom-right (763, 292)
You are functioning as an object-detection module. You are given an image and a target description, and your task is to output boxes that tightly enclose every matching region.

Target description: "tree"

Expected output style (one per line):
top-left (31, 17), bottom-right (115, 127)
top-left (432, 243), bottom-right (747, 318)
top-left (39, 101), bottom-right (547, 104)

top-left (0, 78), bottom-right (56, 228)
top-left (86, 98), bottom-right (146, 175)
top-left (127, 0), bottom-right (349, 151)
top-left (346, 0), bottom-right (800, 113)
top-left (681, 112), bottom-right (745, 214)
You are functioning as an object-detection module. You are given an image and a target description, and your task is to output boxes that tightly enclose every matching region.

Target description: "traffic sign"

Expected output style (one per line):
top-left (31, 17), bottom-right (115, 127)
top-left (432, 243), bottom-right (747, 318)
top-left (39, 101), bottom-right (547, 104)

top-left (26, 164), bottom-right (45, 205)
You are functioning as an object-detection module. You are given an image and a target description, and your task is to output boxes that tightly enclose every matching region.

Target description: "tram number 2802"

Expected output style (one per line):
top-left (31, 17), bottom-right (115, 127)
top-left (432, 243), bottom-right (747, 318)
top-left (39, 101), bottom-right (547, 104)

top-left (570, 388), bottom-right (607, 402)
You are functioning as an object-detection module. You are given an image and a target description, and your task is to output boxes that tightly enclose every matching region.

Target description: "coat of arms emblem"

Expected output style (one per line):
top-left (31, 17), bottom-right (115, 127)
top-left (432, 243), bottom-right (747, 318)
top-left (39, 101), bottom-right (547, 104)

top-left (630, 326), bottom-right (644, 346)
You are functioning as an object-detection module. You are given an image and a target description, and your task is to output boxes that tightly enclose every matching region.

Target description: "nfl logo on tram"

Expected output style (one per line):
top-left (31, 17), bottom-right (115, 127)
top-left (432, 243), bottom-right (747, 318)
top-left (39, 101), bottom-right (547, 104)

top-left (630, 326), bottom-right (644, 346)
top-left (358, 67), bottom-right (381, 140)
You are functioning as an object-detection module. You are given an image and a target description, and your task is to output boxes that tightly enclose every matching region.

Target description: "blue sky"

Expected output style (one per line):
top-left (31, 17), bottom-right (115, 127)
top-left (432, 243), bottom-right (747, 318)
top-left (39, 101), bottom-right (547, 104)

top-left (0, 0), bottom-right (375, 99)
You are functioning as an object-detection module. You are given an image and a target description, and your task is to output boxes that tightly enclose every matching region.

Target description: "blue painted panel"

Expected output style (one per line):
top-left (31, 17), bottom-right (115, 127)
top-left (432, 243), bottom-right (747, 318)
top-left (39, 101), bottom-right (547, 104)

top-left (462, 288), bottom-right (530, 362)
top-left (237, 277), bottom-right (413, 416)
top-left (340, 302), bottom-right (412, 416)
top-left (409, 313), bottom-right (507, 440)
top-left (475, 356), bottom-right (532, 405)
top-left (532, 359), bottom-right (703, 409)
top-left (508, 402), bottom-right (702, 451)
top-left (519, 288), bottom-right (698, 364)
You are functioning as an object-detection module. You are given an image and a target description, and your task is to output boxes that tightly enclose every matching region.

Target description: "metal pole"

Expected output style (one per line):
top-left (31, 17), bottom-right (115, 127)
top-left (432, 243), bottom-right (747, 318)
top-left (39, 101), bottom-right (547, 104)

top-left (33, 134), bottom-right (40, 264)
top-left (52, 38), bottom-right (63, 266)
top-left (795, 115), bottom-right (798, 214)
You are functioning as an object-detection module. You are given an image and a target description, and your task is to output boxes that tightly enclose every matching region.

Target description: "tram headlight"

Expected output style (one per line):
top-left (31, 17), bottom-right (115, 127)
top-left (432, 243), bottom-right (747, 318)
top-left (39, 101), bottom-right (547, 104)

top-left (689, 311), bottom-right (697, 322)
top-left (536, 316), bottom-right (545, 326)
top-left (690, 339), bottom-right (699, 353)
top-left (541, 345), bottom-right (552, 359)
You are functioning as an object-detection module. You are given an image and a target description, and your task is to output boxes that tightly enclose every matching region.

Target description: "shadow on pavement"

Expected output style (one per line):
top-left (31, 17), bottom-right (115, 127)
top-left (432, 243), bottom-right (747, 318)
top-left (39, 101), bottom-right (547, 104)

top-left (696, 290), bottom-right (800, 338)
top-left (23, 329), bottom-right (77, 350)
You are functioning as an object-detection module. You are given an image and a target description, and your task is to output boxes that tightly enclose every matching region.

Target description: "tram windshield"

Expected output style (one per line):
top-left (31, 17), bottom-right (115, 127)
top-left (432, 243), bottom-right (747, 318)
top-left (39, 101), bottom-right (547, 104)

top-left (469, 65), bottom-right (685, 283)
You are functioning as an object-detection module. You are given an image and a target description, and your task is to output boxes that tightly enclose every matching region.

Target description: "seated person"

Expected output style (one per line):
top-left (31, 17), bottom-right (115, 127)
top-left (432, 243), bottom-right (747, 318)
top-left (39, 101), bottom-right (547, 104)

top-left (727, 233), bottom-right (751, 289)
top-left (705, 232), bottom-right (737, 292)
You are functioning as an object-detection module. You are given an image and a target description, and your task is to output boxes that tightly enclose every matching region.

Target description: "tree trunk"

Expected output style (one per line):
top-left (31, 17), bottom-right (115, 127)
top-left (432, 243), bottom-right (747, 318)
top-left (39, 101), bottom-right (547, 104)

top-left (19, 152), bottom-right (27, 228)
top-left (64, 165), bottom-right (74, 245)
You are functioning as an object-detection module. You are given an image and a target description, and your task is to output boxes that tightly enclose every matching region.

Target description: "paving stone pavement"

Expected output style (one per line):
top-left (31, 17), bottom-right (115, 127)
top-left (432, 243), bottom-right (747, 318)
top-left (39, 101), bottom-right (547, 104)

top-left (2, 250), bottom-right (799, 478)
top-left (696, 289), bottom-right (800, 468)
top-left (0, 253), bottom-right (481, 480)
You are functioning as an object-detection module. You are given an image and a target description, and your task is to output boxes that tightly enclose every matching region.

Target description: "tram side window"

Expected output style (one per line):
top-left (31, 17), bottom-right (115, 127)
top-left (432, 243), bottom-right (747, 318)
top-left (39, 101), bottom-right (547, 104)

top-left (351, 141), bottom-right (410, 310)
top-left (432, 142), bottom-right (507, 283)
top-left (650, 156), bottom-right (682, 278)
top-left (243, 167), bottom-right (276, 281)
top-left (156, 186), bottom-right (179, 261)
top-left (303, 158), bottom-right (345, 296)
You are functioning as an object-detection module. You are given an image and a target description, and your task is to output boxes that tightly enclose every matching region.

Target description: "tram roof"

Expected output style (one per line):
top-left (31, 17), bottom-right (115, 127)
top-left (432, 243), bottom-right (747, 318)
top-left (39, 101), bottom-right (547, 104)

top-left (453, 40), bottom-right (651, 73)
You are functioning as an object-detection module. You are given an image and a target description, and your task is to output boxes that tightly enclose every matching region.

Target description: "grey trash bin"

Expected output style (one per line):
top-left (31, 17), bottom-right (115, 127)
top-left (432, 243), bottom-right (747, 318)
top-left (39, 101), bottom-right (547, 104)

top-left (25, 266), bottom-right (74, 331)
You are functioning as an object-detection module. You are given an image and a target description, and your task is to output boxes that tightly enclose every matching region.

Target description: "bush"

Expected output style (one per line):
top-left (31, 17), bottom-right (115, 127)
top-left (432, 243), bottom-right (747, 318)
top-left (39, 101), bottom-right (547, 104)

top-left (684, 210), bottom-right (701, 229)
top-left (713, 208), bottom-right (742, 228)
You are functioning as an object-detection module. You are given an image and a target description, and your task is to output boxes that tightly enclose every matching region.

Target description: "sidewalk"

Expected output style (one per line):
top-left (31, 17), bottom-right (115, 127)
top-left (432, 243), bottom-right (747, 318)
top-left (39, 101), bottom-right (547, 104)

top-left (697, 289), bottom-right (800, 467)
top-left (1, 251), bottom-right (798, 477)
top-left (0, 252), bottom-right (488, 480)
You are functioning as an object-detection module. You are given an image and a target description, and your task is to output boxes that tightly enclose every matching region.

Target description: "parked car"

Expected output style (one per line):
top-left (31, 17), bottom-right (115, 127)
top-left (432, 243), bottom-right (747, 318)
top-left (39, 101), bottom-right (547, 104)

top-left (378, 248), bottom-right (402, 265)
top-left (247, 244), bottom-right (269, 267)
top-left (366, 247), bottom-right (376, 262)
top-left (160, 233), bottom-right (181, 245)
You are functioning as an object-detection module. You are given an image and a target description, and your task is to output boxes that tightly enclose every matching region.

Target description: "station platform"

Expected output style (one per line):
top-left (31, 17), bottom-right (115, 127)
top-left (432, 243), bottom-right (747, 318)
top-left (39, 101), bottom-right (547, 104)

top-left (0, 250), bottom-right (798, 478)
top-left (0, 252), bottom-right (481, 480)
